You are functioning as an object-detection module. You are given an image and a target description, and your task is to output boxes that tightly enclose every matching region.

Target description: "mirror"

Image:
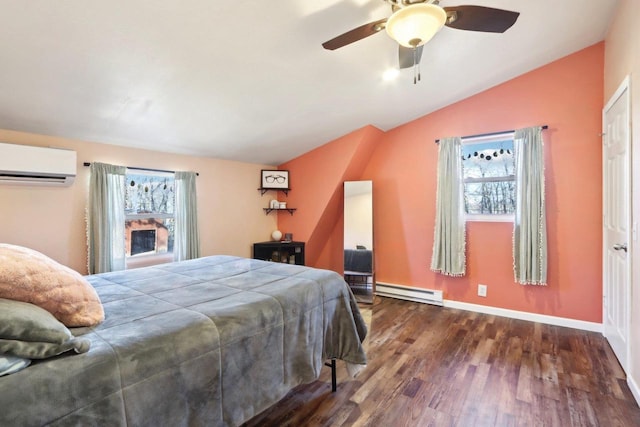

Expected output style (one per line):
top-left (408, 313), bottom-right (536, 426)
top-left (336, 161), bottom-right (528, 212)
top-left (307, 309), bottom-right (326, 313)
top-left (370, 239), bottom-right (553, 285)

top-left (344, 180), bottom-right (374, 304)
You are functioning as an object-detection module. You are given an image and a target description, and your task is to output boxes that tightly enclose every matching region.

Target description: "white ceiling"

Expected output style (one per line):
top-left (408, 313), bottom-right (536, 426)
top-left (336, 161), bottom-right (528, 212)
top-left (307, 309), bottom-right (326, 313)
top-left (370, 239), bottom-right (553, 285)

top-left (0, 1), bottom-right (618, 165)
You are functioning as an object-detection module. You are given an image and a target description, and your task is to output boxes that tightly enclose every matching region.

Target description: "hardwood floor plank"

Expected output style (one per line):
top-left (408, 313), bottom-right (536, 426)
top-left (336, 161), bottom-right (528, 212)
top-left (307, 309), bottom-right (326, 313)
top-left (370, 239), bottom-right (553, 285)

top-left (516, 350), bottom-right (534, 403)
top-left (243, 297), bottom-right (640, 427)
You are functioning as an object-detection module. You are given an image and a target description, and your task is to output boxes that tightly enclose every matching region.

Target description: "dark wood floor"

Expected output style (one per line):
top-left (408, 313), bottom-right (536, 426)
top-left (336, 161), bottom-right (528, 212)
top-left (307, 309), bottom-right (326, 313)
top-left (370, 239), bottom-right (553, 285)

top-left (244, 296), bottom-right (640, 427)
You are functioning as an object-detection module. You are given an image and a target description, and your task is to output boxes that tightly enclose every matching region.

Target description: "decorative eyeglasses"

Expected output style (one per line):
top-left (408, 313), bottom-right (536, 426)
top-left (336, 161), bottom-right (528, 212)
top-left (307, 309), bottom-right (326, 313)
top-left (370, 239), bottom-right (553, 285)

top-left (265, 174), bottom-right (286, 184)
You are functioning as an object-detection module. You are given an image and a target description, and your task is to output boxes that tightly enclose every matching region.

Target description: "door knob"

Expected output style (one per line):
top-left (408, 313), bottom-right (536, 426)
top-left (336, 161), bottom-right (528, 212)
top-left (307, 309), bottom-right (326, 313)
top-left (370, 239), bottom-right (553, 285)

top-left (613, 243), bottom-right (628, 252)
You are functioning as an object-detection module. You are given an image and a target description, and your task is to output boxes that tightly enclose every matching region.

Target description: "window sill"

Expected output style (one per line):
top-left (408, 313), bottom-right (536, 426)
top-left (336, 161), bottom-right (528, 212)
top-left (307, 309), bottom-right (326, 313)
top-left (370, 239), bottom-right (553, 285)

top-left (465, 214), bottom-right (514, 223)
top-left (126, 252), bottom-right (174, 269)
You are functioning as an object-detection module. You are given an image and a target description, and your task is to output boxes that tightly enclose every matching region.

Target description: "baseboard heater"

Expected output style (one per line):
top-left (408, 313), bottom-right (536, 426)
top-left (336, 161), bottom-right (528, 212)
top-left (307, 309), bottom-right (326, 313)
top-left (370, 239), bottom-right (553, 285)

top-left (376, 282), bottom-right (444, 306)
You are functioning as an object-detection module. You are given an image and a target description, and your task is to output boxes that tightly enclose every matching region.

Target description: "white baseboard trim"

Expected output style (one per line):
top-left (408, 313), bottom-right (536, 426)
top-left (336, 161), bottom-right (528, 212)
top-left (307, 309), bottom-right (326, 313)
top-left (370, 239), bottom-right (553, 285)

top-left (443, 300), bottom-right (603, 332)
top-left (629, 374), bottom-right (640, 407)
top-left (374, 282), bottom-right (602, 333)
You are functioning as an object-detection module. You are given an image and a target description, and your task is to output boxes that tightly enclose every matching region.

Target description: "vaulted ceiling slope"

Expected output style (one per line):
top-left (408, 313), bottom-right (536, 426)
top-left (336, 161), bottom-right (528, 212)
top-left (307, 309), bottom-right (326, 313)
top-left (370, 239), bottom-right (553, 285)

top-left (0, 1), bottom-right (618, 165)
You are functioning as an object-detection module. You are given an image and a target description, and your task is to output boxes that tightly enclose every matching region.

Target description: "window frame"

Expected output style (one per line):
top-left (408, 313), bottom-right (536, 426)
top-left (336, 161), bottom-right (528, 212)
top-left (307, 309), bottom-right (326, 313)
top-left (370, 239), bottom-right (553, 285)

top-left (462, 132), bottom-right (515, 223)
top-left (124, 169), bottom-right (176, 265)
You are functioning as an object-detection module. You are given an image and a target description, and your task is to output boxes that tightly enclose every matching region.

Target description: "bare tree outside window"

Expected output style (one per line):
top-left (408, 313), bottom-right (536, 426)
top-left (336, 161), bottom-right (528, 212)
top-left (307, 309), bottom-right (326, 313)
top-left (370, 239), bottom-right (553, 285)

top-left (462, 138), bottom-right (515, 215)
top-left (125, 173), bottom-right (175, 215)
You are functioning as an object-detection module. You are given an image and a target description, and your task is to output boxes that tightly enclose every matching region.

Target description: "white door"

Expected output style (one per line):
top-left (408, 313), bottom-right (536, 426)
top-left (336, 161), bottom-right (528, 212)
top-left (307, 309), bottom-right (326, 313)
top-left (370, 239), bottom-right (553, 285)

top-left (602, 76), bottom-right (631, 371)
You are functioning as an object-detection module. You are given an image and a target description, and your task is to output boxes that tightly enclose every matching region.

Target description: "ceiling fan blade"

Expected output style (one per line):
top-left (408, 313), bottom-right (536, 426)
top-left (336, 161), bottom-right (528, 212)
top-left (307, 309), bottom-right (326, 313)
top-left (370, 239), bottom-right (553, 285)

top-left (443, 5), bottom-right (519, 33)
top-left (322, 18), bottom-right (388, 50)
top-left (399, 45), bottom-right (424, 69)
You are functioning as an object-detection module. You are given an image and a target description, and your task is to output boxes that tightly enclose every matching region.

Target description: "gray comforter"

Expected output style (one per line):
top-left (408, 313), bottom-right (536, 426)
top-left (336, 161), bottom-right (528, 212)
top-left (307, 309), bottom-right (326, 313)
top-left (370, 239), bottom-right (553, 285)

top-left (0, 255), bottom-right (367, 426)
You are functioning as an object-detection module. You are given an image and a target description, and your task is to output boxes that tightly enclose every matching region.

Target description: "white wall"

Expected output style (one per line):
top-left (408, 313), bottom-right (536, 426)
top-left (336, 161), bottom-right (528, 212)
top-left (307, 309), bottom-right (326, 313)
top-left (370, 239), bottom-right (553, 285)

top-left (604, 0), bottom-right (640, 404)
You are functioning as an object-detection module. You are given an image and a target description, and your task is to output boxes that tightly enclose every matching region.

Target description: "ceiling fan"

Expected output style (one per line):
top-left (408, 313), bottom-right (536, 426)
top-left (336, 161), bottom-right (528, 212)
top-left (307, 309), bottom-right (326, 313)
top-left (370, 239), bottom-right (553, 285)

top-left (322, 0), bottom-right (520, 82)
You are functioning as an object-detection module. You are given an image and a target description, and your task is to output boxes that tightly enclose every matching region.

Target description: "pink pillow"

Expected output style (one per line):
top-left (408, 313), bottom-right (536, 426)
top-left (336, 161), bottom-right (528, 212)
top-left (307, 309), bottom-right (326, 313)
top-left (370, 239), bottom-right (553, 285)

top-left (0, 244), bottom-right (104, 327)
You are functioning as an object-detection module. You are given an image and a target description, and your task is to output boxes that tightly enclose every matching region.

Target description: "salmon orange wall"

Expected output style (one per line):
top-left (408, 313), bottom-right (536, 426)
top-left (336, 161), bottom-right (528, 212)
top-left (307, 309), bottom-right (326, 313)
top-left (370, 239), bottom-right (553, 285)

top-left (278, 125), bottom-right (383, 270)
top-left (280, 43), bottom-right (604, 323)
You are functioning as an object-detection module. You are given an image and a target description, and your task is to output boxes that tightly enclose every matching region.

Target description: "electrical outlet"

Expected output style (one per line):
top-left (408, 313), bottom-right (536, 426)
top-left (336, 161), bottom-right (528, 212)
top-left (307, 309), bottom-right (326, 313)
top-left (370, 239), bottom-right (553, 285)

top-left (478, 284), bottom-right (487, 297)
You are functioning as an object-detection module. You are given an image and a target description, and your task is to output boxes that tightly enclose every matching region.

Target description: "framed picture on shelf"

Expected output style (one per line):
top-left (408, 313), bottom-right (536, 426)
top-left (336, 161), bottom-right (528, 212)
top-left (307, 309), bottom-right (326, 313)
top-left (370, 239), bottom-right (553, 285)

top-left (261, 170), bottom-right (290, 190)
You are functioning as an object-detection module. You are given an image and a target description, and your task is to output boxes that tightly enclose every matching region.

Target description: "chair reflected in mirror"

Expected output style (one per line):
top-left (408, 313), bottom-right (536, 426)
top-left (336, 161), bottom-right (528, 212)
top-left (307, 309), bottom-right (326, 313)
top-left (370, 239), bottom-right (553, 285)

top-left (344, 181), bottom-right (374, 304)
top-left (344, 247), bottom-right (373, 302)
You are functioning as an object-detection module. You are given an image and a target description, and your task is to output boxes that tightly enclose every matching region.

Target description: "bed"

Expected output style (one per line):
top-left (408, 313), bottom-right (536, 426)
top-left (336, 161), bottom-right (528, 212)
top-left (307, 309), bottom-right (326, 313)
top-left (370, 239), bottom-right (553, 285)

top-left (0, 255), bottom-right (367, 427)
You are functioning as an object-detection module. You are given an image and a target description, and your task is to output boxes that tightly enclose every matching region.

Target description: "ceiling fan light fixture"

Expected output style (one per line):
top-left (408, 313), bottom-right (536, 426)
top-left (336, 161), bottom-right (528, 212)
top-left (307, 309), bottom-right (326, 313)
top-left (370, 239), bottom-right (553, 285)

top-left (385, 4), bottom-right (447, 48)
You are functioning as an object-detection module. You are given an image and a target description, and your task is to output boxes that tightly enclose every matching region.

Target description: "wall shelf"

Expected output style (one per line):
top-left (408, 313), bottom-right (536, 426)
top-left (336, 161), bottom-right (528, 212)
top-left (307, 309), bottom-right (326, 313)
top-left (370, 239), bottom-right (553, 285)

top-left (263, 208), bottom-right (296, 216)
top-left (258, 188), bottom-right (289, 196)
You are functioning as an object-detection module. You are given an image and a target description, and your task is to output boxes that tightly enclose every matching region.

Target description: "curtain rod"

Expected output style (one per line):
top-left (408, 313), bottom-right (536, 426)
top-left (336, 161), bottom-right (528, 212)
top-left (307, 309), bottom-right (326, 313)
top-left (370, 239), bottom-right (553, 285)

top-left (83, 162), bottom-right (199, 176)
top-left (434, 125), bottom-right (548, 143)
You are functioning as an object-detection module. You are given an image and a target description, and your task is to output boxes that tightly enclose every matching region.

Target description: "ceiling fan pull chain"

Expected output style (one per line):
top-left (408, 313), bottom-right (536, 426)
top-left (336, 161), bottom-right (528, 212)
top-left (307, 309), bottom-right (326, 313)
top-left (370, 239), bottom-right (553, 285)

top-left (413, 47), bottom-right (418, 84)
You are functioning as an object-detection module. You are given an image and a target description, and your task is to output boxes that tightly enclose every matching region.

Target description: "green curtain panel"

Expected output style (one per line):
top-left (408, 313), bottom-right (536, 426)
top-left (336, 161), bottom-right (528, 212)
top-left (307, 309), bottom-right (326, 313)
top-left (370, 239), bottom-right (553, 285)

top-left (174, 171), bottom-right (201, 261)
top-left (513, 127), bottom-right (547, 285)
top-left (431, 136), bottom-right (466, 276)
top-left (87, 162), bottom-right (126, 274)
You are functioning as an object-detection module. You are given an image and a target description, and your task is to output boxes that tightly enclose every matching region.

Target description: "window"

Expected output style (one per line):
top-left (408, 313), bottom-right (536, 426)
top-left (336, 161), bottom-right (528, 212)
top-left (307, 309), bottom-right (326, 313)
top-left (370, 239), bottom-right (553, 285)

top-left (462, 134), bottom-right (515, 221)
top-left (124, 170), bottom-right (175, 259)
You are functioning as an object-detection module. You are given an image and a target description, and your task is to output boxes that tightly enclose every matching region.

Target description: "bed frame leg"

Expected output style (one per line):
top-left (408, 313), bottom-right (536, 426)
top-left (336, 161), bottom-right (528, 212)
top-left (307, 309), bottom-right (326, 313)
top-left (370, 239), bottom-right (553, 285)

top-left (324, 358), bottom-right (337, 392)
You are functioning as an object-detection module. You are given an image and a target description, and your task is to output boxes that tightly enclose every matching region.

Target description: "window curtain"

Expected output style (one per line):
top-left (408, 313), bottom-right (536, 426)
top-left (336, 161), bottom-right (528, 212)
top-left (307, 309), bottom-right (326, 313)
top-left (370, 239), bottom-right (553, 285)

top-left (87, 162), bottom-right (126, 274)
top-left (174, 171), bottom-right (200, 261)
top-left (431, 136), bottom-right (466, 276)
top-left (513, 126), bottom-right (547, 285)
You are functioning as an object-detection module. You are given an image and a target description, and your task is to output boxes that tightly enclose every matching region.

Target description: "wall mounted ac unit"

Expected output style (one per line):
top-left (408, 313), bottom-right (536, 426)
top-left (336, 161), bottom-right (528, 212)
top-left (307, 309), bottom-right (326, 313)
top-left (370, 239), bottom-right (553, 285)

top-left (0, 142), bottom-right (77, 186)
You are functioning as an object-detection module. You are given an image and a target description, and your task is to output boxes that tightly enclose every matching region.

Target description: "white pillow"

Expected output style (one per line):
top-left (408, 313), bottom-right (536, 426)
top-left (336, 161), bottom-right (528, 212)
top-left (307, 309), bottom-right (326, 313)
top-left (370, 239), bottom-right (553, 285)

top-left (0, 355), bottom-right (31, 377)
